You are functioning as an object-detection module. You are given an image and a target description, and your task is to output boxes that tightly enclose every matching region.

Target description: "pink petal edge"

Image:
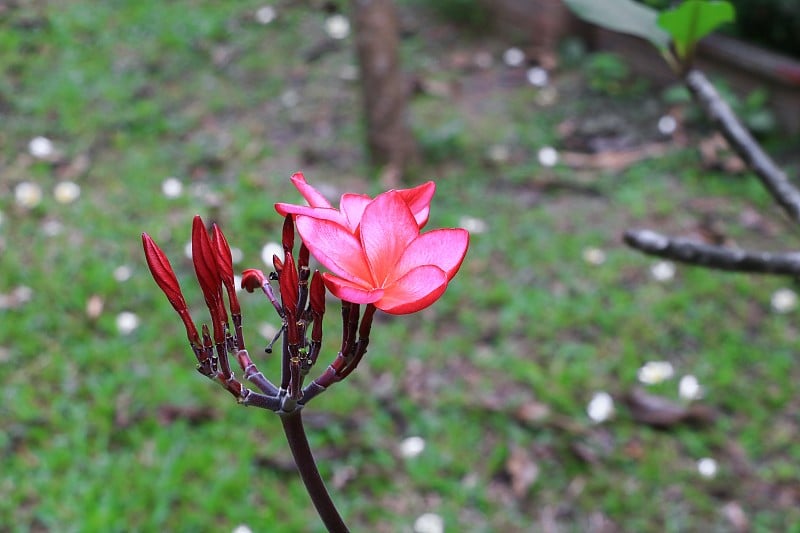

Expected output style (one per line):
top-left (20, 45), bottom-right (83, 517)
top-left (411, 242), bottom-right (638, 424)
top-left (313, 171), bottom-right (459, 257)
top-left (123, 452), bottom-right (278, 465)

top-left (322, 273), bottom-right (385, 304)
top-left (290, 171), bottom-right (331, 208)
top-left (392, 228), bottom-right (469, 283)
top-left (377, 265), bottom-right (449, 314)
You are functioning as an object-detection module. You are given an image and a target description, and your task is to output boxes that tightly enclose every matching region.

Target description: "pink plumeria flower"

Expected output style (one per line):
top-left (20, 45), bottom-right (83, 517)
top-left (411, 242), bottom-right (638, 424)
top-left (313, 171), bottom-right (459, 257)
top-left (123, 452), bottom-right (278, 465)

top-left (294, 189), bottom-right (469, 314)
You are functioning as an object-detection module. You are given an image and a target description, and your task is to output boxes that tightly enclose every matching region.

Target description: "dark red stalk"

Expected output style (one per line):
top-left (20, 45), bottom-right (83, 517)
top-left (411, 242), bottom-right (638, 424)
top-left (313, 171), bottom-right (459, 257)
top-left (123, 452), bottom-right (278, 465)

top-left (280, 411), bottom-right (349, 533)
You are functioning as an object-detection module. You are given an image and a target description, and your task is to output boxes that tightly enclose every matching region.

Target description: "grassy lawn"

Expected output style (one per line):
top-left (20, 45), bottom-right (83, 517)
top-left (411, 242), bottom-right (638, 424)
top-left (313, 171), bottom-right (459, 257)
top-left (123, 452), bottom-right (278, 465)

top-left (2, 1), bottom-right (800, 531)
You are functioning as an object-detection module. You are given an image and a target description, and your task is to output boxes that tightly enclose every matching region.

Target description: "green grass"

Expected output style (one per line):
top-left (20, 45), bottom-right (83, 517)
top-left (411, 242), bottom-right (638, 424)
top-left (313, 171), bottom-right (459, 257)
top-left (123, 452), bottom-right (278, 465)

top-left (2, 1), bottom-right (800, 531)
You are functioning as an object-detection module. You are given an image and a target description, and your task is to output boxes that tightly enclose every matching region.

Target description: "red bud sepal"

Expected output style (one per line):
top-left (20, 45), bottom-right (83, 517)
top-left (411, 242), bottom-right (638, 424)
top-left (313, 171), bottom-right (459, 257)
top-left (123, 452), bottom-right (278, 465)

top-left (141, 232), bottom-right (200, 346)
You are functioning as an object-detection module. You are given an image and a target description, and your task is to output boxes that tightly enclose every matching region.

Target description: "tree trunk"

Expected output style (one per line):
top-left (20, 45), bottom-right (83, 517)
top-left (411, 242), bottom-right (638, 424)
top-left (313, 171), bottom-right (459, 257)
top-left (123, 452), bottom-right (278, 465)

top-left (352, 0), bottom-right (416, 182)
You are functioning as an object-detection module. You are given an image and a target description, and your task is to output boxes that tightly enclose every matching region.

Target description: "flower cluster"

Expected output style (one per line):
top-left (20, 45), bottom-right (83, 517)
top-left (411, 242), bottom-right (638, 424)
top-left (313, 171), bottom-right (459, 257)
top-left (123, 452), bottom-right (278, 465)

top-left (141, 173), bottom-right (469, 411)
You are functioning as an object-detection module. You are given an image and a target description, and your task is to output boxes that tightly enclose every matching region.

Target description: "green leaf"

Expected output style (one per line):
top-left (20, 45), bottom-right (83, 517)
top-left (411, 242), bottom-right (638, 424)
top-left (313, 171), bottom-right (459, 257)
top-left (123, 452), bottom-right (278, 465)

top-left (563, 0), bottom-right (670, 50)
top-left (657, 0), bottom-right (735, 59)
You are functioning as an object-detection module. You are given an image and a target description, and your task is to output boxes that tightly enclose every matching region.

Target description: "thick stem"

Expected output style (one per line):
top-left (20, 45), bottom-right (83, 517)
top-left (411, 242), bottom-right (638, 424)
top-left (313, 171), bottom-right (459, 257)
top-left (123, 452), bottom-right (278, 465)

top-left (280, 411), bottom-right (349, 533)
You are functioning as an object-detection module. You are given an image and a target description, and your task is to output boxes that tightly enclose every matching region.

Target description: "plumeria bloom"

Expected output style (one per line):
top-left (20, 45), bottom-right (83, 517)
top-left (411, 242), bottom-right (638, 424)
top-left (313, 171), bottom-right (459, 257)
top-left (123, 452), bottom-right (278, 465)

top-left (275, 171), bottom-right (436, 232)
top-left (289, 187), bottom-right (469, 314)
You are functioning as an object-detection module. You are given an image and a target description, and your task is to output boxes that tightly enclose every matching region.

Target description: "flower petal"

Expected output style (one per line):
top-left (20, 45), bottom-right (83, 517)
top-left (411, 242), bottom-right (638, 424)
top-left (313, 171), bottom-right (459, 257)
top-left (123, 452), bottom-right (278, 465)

top-left (398, 181), bottom-right (436, 228)
top-left (274, 203), bottom-right (347, 226)
top-left (339, 193), bottom-right (371, 232)
top-left (393, 228), bottom-right (469, 282)
top-left (322, 273), bottom-right (384, 304)
top-left (295, 215), bottom-right (372, 285)
top-left (359, 191), bottom-right (418, 286)
top-left (291, 171), bottom-right (331, 208)
top-left (377, 265), bottom-right (448, 314)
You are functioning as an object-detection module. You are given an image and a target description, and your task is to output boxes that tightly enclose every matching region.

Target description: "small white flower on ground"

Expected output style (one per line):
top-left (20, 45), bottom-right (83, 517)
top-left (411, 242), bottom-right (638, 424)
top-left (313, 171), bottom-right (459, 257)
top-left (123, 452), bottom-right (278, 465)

top-left (526, 67), bottom-right (549, 87)
top-left (399, 436), bottom-right (425, 459)
top-left (679, 374), bottom-right (703, 401)
top-left (28, 136), bottom-right (54, 159)
top-left (54, 181), bottom-right (80, 204)
top-left (116, 312), bottom-right (140, 335)
top-left (184, 240), bottom-right (193, 259)
top-left (458, 215), bottom-right (487, 235)
top-left (486, 144), bottom-right (510, 164)
top-left (587, 391), bottom-right (614, 423)
top-left (280, 89), bottom-right (299, 108)
top-left (230, 247), bottom-right (243, 264)
top-left (413, 512), bottom-right (444, 533)
top-left (113, 265), bottom-right (133, 282)
top-left (658, 115), bottom-right (678, 135)
top-left (324, 14), bottom-right (350, 40)
top-left (537, 146), bottom-right (559, 167)
top-left (697, 457), bottom-right (717, 478)
top-left (232, 525), bottom-right (253, 533)
top-left (650, 261), bottom-right (676, 282)
top-left (15, 181), bottom-right (43, 208)
top-left (637, 361), bottom-right (675, 385)
top-left (255, 6), bottom-right (276, 25)
top-left (582, 247), bottom-right (606, 265)
top-left (233, 275), bottom-right (243, 292)
top-left (261, 242), bottom-right (283, 266)
top-left (502, 47), bottom-right (525, 67)
top-left (771, 288), bottom-right (797, 313)
top-left (162, 177), bottom-right (183, 198)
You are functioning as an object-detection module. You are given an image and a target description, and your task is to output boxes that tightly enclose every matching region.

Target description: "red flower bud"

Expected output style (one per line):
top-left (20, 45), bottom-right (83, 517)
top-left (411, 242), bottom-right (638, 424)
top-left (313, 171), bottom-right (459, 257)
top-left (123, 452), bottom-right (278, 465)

top-left (279, 249), bottom-right (299, 314)
top-left (141, 232), bottom-right (200, 346)
top-left (309, 270), bottom-right (326, 315)
top-left (241, 269), bottom-right (268, 293)
top-left (141, 233), bottom-right (186, 311)
top-left (299, 242), bottom-right (310, 270)
top-left (192, 216), bottom-right (226, 342)
top-left (281, 215), bottom-right (294, 252)
top-left (211, 223), bottom-right (240, 315)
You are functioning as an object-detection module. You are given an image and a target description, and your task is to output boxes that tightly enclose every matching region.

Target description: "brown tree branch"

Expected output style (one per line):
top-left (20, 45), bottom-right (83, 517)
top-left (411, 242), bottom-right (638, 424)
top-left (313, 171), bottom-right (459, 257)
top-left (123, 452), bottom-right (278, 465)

top-left (685, 69), bottom-right (800, 224)
top-left (624, 229), bottom-right (800, 275)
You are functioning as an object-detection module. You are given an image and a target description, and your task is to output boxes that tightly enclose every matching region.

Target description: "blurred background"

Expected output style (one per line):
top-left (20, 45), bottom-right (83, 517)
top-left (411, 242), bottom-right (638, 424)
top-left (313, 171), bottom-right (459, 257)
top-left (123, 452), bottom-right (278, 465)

top-left (2, 0), bottom-right (800, 531)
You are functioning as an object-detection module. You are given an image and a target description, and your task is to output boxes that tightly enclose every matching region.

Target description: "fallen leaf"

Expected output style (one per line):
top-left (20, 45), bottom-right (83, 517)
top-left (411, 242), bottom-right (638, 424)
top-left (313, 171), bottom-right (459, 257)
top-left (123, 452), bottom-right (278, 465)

top-left (505, 445), bottom-right (539, 498)
top-left (623, 387), bottom-right (716, 428)
top-left (156, 404), bottom-right (218, 426)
